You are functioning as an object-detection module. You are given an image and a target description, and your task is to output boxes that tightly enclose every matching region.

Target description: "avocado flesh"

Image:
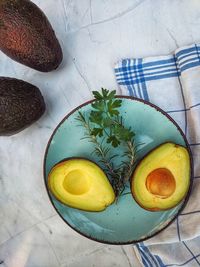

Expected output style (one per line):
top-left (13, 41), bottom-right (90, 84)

top-left (0, 77), bottom-right (45, 136)
top-left (0, 0), bottom-right (63, 72)
top-left (131, 143), bottom-right (191, 211)
top-left (48, 159), bottom-right (115, 212)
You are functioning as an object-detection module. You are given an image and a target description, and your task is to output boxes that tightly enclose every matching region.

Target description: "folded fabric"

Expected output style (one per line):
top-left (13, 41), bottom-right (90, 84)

top-left (115, 44), bottom-right (200, 266)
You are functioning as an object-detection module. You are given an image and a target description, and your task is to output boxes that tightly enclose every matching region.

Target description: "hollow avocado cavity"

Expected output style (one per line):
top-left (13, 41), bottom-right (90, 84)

top-left (63, 170), bottom-right (90, 195)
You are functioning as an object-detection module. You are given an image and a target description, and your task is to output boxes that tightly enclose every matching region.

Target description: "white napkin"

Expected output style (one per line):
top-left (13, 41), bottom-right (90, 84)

top-left (115, 44), bottom-right (200, 266)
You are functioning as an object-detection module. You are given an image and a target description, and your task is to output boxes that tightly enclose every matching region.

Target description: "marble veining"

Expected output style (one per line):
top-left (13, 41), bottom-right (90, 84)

top-left (0, 0), bottom-right (200, 266)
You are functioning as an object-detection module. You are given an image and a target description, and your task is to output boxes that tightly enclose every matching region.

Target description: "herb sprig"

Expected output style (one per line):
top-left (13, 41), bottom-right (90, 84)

top-left (76, 89), bottom-right (136, 199)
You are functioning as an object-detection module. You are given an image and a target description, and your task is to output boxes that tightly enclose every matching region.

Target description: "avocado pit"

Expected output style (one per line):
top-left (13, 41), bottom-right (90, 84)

top-left (146, 168), bottom-right (176, 199)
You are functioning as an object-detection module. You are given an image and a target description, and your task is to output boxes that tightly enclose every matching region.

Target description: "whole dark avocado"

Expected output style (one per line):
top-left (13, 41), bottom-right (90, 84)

top-left (0, 0), bottom-right (63, 72)
top-left (0, 77), bottom-right (45, 135)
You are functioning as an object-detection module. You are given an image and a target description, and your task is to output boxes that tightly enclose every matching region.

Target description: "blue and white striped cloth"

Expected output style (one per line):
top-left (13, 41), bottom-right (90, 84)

top-left (115, 44), bottom-right (200, 267)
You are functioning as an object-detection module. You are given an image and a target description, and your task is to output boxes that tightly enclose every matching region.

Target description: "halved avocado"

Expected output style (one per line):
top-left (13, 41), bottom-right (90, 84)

top-left (131, 143), bottom-right (191, 211)
top-left (48, 158), bottom-right (115, 212)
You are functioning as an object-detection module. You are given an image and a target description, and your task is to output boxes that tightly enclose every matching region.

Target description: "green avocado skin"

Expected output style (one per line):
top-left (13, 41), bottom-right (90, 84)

top-left (0, 0), bottom-right (63, 72)
top-left (0, 77), bottom-right (45, 136)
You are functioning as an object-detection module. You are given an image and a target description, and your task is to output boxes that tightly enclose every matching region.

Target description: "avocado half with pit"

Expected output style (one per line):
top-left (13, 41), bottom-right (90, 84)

top-left (48, 158), bottom-right (115, 212)
top-left (131, 143), bottom-right (191, 211)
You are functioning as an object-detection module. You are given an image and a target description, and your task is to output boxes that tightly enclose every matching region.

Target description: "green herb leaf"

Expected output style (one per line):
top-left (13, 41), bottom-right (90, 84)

top-left (92, 91), bottom-right (103, 100)
top-left (103, 117), bottom-right (113, 127)
top-left (107, 100), bottom-right (122, 116)
top-left (101, 88), bottom-right (110, 98)
top-left (89, 111), bottom-right (102, 125)
top-left (113, 99), bottom-right (122, 108)
top-left (91, 101), bottom-right (104, 111)
top-left (107, 135), bottom-right (120, 147)
top-left (91, 127), bottom-right (103, 137)
top-left (108, 90), bottom-right (117, 100)
top-left (114, 126), bottom-right (135, 142)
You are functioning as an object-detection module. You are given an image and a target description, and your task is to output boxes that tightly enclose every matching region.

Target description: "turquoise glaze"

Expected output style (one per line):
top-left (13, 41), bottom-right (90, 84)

top-left (44, 97), bottom-right (191, 244)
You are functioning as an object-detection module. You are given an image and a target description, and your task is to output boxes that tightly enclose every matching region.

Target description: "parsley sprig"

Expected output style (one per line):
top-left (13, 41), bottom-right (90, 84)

top-left (76, 88), bottom-right (136, 199)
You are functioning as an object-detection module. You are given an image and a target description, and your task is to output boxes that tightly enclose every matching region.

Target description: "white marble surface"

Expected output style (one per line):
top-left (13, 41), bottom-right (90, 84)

top-left (0, 0), bottom-right (200, 266)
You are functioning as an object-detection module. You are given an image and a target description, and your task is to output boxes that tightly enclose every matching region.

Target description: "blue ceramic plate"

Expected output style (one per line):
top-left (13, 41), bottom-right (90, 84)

top-left (44, 96), bottom-right (192, 244)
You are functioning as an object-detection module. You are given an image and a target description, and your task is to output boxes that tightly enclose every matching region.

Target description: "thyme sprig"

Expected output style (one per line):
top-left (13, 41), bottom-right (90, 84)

top-left (76, 88), bottom-right (136, 199)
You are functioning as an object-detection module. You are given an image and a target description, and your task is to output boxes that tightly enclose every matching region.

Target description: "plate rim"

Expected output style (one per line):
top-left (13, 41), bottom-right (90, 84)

top-left (43, 95), bottom-right (193, 245)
